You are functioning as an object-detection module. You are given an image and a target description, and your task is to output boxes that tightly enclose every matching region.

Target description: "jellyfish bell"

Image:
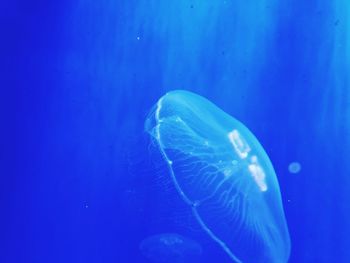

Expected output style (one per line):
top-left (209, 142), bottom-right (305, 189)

top-left (145, 90), bottom-right (291, 263)
top-left (288, 162), bottom-right (301, 174)
top-left (139, 233), bottom-right (202, 263)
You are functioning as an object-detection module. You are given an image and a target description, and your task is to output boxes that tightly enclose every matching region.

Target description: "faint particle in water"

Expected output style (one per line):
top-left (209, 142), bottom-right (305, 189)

top-left (139, 233), bottom-right (202, 263)
top-left (145, 90), bottom-right (291, 263)
top-left (288, 162), bottom-right (301, 174)
top-left (136, 36), bottom-right (140, 40)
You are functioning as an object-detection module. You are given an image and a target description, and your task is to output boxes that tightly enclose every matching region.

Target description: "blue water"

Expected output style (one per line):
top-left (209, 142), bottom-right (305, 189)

top-left (3, 0), bottom-right (350, 262)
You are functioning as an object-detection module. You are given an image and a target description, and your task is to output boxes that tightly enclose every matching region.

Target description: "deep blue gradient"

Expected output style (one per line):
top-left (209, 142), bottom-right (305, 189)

top-left (3, 0), bottom-right (350, 262)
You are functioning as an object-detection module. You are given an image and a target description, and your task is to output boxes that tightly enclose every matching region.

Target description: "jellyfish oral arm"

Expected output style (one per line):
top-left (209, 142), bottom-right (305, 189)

top-left (228, 130), bottom-right (268, 192)
top-left (248, 156), bottom-right (268, 192)
top-left (228, 130), bottom-right (251, 159)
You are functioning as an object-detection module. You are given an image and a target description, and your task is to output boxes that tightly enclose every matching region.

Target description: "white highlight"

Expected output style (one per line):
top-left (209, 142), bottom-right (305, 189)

top-left (248, 156), bottom-right (267, 192)
top-left (155, 98), bottom-right (162, 120)
top-left (154, 99), bottom-right (163, 141)
top-left (228, 130), bottom-right (251, 159)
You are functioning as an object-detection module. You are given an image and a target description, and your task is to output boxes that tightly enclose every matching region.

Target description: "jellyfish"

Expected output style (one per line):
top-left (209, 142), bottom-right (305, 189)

top-left (139, 233), bottom-right (202, 263)
top-left (288, 162), bottom-right (301, 174)
top-left (145, 90), bottom-right (291, 263)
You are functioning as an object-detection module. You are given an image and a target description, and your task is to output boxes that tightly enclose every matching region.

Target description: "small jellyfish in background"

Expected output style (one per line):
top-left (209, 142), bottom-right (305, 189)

top-left (139, 233), bottom-right (202, 263)
top-left (288, 162), bottom-right (301, 174)
top-left (145, 90), bottom-right (291, 263)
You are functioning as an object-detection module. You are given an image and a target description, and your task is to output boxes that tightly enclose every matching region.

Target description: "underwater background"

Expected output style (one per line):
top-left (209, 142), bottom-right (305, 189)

top-left (3, 0), bottom-right (350, 262)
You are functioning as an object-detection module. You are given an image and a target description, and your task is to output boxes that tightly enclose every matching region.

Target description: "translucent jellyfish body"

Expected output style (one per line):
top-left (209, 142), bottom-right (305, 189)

top-left (145, 90), bottom-right (291, 263)
top-left (139, 233), bottom-right (202, 263)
